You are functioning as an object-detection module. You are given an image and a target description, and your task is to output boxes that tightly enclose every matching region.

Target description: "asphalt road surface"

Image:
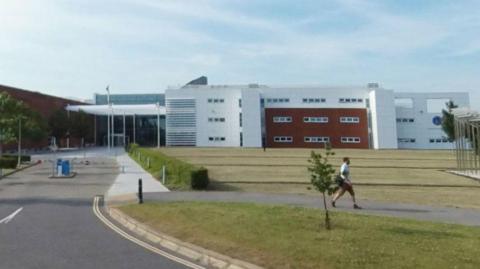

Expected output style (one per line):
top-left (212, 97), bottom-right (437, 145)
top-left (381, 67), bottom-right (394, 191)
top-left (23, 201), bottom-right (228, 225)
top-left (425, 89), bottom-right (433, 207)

top-left (0, 158), bottom-right (195, 269)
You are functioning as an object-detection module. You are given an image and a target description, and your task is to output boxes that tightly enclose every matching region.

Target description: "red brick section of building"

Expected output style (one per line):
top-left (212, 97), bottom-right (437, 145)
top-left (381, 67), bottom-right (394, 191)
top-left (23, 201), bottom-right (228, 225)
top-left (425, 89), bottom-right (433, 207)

top-left (0, 84), bottom-right (86, 151)
top-left (265, 108), bottom-right (370, 148)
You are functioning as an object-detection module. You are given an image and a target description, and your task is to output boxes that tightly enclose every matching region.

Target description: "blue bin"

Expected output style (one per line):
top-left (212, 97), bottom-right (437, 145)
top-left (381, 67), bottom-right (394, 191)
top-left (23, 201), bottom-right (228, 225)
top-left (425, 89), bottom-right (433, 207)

top-left (61, 160), bottom-right (70, 176)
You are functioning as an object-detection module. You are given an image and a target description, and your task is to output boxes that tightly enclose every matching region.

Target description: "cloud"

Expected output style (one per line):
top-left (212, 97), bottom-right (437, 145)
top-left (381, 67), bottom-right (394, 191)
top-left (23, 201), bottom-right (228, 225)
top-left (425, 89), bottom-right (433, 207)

top-left (0, 0), bottom-right (478, 110)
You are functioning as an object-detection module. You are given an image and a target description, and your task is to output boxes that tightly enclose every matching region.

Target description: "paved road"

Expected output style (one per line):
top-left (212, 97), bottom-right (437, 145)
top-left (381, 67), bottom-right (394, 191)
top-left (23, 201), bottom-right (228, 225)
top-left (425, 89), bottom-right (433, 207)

top-left (144, 191), bottom-right (480, 226)
top-left (0, 158), bottom-right (195, 269)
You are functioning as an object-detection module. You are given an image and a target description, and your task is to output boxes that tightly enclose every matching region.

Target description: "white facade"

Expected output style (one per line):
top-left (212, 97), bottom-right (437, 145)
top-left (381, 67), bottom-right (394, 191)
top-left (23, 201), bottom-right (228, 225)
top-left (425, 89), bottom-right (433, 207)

top-left (369, 89), bottom-right (398, 149)
top-left (165, 83), bottom-right (469, 149)
top-left (394, 92), bottom-right (469, 149)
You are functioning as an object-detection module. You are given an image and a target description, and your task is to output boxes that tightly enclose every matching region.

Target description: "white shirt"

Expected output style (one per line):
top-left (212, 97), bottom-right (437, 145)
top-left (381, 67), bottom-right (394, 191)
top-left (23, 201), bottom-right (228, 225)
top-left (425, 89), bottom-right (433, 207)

top-left (340, 163), bottom-right (351, 182)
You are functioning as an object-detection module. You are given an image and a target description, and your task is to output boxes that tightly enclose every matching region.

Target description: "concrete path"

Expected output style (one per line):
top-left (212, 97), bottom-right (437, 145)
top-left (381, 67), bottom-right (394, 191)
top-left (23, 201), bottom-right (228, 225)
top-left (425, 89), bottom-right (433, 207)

top-left (106, 150), bottom-right (169, 199)
top-left (143, 191), bottom-right (480, 226)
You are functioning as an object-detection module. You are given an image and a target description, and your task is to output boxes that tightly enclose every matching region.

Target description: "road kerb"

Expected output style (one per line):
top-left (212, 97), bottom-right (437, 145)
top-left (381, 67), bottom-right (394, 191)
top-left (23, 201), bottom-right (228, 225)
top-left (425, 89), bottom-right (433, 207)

top-left (105, 206), bottom-right (264, 269)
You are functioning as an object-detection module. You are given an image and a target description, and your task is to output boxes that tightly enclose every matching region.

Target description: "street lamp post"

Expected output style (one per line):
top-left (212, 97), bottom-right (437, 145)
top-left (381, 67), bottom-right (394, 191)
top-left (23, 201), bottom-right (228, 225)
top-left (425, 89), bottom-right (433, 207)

top-left (156, 102), bottom-right (160, 148)
top-left (106, 86), bottom-right (111, 150)
top-left (17, 117), bottom-right (22, 167)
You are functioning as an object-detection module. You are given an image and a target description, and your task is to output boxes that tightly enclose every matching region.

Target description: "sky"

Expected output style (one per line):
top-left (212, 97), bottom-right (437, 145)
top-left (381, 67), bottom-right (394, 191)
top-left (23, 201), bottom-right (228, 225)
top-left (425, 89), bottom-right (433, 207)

top-left (0, 0), bottom-right (479, 108)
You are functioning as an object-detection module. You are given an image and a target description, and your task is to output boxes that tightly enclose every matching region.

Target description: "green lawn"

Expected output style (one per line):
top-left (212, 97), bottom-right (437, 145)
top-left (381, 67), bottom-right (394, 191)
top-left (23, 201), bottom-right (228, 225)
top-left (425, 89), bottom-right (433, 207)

top-left (142, 147), bottom-right (480, 208)
top-left (159, 147), bottom-right (474, 186)
top-left (120, 202), bottom-right (480, 269)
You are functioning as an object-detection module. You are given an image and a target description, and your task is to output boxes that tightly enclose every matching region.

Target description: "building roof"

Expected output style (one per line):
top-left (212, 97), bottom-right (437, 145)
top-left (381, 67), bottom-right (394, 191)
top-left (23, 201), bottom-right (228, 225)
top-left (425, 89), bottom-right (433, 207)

top-left (66, 104), bottom-right (165, 116)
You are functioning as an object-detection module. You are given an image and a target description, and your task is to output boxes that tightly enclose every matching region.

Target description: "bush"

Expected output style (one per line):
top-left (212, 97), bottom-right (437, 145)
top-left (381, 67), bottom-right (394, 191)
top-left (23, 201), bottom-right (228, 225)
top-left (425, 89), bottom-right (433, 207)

top-left (4, 155), bottom-right (31, 163)
top-left (0, 157), bottom-right (17, 169)
top-left (191, 168), bottom-right (209, 190)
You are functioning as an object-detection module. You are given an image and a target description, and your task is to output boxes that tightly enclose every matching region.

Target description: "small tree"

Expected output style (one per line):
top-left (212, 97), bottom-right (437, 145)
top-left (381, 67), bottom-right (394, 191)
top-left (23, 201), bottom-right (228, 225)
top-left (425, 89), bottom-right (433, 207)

top-left (307, 145), bottom-right (337, 230)
top-left (0, 92), bottom-right (46, 158)
top-left (442, 100), bottom-right (458, 141)
top-left (70, 110), bottom-right (93, 147)
top-left (48, 109), bottom-right (70, 146)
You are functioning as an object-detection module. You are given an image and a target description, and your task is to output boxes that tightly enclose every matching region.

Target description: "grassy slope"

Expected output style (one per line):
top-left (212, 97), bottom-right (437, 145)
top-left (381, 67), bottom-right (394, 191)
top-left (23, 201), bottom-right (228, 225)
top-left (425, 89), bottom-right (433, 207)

top-left (159, 147), bottom-right (475, 186)
top-left (120, 202), bottom-right (480, 269)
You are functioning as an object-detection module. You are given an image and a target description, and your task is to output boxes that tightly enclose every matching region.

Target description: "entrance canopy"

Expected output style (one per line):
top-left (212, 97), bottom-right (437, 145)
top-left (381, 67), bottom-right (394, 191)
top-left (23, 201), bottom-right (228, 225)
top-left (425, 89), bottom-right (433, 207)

top-left (66, 104), bottom-right (166, 116)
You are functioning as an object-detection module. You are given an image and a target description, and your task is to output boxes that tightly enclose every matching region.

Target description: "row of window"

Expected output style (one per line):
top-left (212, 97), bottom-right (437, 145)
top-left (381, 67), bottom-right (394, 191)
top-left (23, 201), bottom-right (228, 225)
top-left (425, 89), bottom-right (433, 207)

top-left (398, 138), bottom-right (416, 143)
top-left (396, 118), bottom-right (415, 123)
top-left (273, 116), bottom-right (292, 123)
top-left (397, 138), bottom-right (453, 144)
top-left (266, 98), bottom-right (290, 103)
top-left (304, 117), bottom-right (329, 123)
top-left (207, 98), bottom-right (225, 103)
top-left (339, 117), bottom-right (360, 123)
top-left (273, 136), bottom-right (361, 144)
top-left (430, 138), bottom-right (452, 143)
top-left (208, 117), bottom-right (225, 122)
top-left (273, 116), bottom-right (360, 124)
top-left (209, 97), bottom-right (368, 105)
top-left (339, 98), bottom-right (363, 103)
top-left (208, 136), bottom-right (226, 142)
top-left (302, 98), bottom-right (326, 103)
top-left (305, 136), bottom-right (330, 143)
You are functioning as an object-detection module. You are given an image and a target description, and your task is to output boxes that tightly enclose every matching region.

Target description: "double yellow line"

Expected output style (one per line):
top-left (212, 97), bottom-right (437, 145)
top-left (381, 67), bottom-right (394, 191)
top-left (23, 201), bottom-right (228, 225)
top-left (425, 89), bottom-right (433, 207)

top-left (92, 196), bottom-right (205, 269)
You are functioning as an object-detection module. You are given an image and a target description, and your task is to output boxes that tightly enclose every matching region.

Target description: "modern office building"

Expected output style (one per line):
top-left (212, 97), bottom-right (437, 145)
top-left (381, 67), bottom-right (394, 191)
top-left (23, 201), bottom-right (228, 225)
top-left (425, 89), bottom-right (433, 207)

top-left (71, 79), bottom-right (469, 150)
top-left (164, 83), bottom-right (469, 149)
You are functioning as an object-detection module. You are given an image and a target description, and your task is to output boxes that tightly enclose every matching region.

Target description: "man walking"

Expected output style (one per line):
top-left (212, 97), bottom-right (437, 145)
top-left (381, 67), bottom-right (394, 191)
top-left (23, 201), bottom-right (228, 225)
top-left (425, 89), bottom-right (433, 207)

top-left (332, 157), bottom-right (362, 209)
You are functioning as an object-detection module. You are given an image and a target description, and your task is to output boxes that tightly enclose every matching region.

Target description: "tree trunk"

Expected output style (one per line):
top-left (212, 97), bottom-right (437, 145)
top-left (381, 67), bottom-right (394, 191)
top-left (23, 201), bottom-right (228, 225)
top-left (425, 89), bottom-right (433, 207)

top-left (322, 192), bottom-right (331, 230)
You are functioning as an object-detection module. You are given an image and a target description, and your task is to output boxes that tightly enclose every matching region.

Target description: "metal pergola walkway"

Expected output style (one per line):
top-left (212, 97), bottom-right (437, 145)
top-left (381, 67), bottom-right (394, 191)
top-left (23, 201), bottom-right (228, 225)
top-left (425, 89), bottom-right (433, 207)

top-left (453, 108), bottom-right (480, 178)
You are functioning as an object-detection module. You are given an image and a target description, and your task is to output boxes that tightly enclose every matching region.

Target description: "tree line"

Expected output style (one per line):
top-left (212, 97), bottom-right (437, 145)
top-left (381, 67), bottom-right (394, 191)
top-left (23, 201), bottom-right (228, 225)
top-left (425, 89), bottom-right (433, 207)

top-left (0, 92), bottom-right (92, 157)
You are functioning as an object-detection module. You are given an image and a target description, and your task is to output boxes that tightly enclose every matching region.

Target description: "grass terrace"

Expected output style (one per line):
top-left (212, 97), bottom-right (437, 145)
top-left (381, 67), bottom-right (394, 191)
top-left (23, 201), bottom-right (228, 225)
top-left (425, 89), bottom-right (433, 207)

top-left (154, 147), bottom-right (480, 208)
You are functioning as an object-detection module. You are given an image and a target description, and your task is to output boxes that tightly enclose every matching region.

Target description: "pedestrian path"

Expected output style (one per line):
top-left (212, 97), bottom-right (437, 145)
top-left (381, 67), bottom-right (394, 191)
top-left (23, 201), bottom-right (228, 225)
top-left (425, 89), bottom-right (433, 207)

top-left (144, 191), bottom-right (480, 226)
top-left (106, 149), bottom-right (169, 199)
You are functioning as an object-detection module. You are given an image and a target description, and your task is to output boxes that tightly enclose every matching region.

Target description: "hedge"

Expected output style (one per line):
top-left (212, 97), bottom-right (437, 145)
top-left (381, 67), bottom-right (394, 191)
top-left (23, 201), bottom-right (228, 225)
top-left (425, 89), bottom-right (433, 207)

top-left (128, 146), bottom-right (209, 190)
top-left (0, 157), bottom-right (17, 169)
top-left (3, 155), bottom-right (31, 163)
top-left (191, 168), bottom-right (209, 190)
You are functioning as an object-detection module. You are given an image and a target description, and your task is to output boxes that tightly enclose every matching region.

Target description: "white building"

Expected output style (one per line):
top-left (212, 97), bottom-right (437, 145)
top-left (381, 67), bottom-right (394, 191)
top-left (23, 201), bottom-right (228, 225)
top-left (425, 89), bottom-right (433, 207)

top-left (165, 83), bottom-right (469, 149)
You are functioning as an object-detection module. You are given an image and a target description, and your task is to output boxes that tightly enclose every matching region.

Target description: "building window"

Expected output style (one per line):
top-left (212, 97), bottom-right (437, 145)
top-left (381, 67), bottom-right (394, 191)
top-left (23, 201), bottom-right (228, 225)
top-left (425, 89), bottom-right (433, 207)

top-left (398, 138), bottom-right (416, 143)
top-left (209, 136), bottom-right (226, 142)
top-left (208, 117), bottom-right (225, 122)
top-left (304, 117), bottom-right (328, 123)
top-left (340, 117), bottom-right (360, 123)
top-left (303, 98), bottom-right (326, 103)
top-left (239, 99), bottom-right (242, 108)
top-left (267, 98), bottom-right (290, 103)
top-left (273, 136), bottom-right (293, 143)
top-left (273, 116), bottom-right (292, 123)
top-left (339, 98), bottom-right (363, 103)
top-left (209, 98), bottom-right (225, 104)
top-left (341, 137), bottom-right (361, 143)
top-left (239, 113), bottom-right (242, 127)
top-left (304, 136), bottom-right (330, 143)
top-left (396, 118), bottom-right (415, 123)
top-left (429, 137), bottom-right (452, 143)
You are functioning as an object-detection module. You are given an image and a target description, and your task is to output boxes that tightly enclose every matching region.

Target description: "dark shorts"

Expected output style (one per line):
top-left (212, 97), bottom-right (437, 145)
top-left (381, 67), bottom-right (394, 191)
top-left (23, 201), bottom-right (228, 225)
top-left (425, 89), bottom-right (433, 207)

top-left (341, 182), bottom-right (355, 195)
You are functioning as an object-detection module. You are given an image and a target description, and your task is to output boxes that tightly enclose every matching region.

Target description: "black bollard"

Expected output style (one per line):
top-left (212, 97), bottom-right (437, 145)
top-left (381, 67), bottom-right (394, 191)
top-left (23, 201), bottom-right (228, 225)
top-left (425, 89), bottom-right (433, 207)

top-left (138, 178), bottom-right (143, 204)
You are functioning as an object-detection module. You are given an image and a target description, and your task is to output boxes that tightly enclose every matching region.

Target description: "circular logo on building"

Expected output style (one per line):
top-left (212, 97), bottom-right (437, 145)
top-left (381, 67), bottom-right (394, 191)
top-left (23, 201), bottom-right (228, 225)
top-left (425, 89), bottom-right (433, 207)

top-left (432, 116), bottom-right (442, 126)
